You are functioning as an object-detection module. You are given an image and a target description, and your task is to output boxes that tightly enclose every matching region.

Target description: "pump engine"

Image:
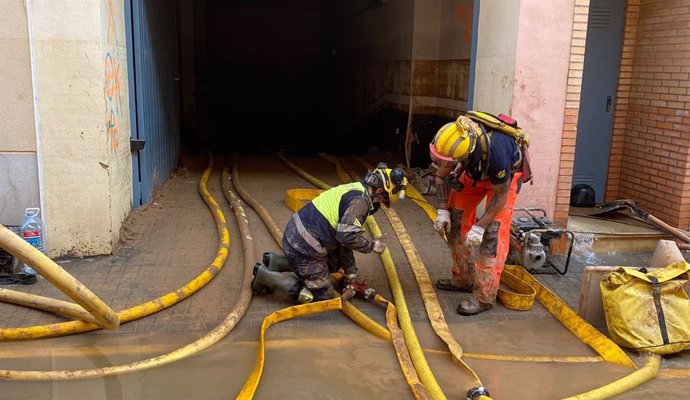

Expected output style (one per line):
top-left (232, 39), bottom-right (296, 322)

top-left (508, 208), bottom-right (574, 275)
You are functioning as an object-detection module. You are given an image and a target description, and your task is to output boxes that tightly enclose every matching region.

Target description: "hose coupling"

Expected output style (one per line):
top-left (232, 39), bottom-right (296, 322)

top-left (362, 287), bottom-right (376, 300)
top-left (467, 386), bottom-right (490, 400)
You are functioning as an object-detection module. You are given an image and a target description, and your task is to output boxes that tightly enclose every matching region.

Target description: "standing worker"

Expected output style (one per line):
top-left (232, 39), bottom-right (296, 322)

top-left (252, 163), bottom-right (408, 303)
top-left (429, 112), bottom-right (531, 315)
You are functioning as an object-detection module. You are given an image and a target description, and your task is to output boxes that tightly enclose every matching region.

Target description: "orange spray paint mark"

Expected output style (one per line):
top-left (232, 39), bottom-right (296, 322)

top-left (104, 0), bottom-right (122, 152)
top-left (456, 5), bottom-right (473, 45)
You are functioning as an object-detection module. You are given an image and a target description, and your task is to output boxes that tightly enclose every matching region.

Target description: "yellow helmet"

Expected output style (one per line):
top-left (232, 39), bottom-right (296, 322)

top-left (365, 163), bottom-right (408, 204)
top-left (429, 116), bottom-right (481, 163)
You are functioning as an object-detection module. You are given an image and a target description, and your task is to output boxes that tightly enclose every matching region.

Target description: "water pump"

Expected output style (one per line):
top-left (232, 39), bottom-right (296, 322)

top-left (508, 207), bottom-right (574, 275)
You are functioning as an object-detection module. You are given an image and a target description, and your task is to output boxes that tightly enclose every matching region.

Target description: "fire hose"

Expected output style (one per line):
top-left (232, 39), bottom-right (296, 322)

top-left (231, 154), bottom-right (429, 399)
top-left (283, 153), bottom-right (658, 399)
top-left (0, 156), bottom-right (252, 380)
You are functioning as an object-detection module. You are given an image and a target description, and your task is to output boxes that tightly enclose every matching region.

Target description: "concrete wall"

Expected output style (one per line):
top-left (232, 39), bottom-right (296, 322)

top-left (26, 0), bottom-right (132, 256)
top-left (472, 0), bottom-right (519, 114)
top-left (101, 0), bottom-right (133, 251)
top-left (411, 0), bottom-right (473, 118)
top-left (472, 0), bottom-right (575, 219)
top-left (510, 0), bottom-right (576, 218)
top-left (439, 0), bottom-right (473, 60)
top-left (338, 0), bottom-right (473, 165)
top-left (0, 0), bottom-right (40, 227)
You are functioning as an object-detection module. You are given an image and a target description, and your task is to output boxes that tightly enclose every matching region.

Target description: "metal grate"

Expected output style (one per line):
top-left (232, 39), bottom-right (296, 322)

top-left (589, 6), bottom-right (612, 29)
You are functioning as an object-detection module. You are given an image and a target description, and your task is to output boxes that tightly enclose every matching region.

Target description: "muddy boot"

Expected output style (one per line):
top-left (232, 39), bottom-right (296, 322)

top-left (251, 264), bottom-right (314, 303)
top-left (435, 279), bottom-right (473, 292)
top-left (262, 252), bottom-right (292, 272)
top-left (456, 297), bottom-right (493, 316)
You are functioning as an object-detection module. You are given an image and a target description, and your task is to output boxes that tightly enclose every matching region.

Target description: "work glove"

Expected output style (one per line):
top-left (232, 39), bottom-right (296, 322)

top-left (464, 224), bottom-right (485, 248)
top-left (341, 266), bottom-right (358, 301)
top-left (372, 239), bottom-right (387, 254)
top-left (434, 209), bottom-right (451, 233)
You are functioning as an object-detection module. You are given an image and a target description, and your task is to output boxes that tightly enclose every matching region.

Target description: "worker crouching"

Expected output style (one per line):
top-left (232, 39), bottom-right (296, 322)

top-left (252, 163), bottom-right (408, 303)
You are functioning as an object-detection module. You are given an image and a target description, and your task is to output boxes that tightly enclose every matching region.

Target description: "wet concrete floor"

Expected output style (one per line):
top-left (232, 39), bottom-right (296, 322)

top-left (1, 153), bottom-right (689, 399)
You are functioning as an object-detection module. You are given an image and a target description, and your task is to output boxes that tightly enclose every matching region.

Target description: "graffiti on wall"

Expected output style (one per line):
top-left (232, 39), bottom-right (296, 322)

top-left (104, 0), bottom-right (123, 152)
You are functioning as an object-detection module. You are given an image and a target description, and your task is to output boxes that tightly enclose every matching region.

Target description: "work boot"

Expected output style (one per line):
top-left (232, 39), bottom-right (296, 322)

top-left (435, 279), bottom-right (472, 293)
top-left (251, 264), bottom-right (314, 303)
top-left (456, 297), bottom-right (493, 316)
top-left (262, 252), bottom-right (292, 272)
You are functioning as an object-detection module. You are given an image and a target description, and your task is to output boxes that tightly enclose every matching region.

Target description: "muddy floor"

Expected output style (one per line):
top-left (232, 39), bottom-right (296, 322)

top-left (1, 152), bottom-right (689, 399)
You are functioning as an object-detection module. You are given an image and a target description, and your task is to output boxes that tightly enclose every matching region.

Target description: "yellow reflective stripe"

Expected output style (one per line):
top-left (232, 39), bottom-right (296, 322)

top-left (337, 222), bottom-right (363, 233)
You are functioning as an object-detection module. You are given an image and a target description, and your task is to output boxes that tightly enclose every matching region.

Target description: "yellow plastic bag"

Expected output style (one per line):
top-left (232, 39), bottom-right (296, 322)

top-left (600, 261), bottom-right (690, 354)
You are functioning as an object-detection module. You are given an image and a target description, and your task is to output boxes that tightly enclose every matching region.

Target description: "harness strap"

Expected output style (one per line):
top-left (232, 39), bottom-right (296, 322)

top-left (648, 275), bottom-right (670, 345)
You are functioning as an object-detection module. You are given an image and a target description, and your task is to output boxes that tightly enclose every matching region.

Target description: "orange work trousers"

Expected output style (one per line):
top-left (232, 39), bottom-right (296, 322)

top-left (447, 171), bottom-right (522, 305)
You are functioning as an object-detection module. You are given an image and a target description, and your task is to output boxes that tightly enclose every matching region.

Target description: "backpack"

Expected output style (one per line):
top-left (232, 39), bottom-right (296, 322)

top-left (600, 262), bottom-right (690, 354)
top-left (466, 110), bottom-right (533, 184)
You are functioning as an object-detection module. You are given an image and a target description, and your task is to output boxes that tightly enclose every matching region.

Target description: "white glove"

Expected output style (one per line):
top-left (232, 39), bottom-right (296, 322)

top-left (465, 225), bottom-right (485, 248)
top-left (372, 239), bottom-right (387, 254)
top-left (434, 209), bottom-right (451, 233)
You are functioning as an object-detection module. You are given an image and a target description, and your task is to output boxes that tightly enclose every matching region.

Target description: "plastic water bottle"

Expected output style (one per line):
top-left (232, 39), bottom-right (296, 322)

top-left (20, 208), bottom-right (44, 276)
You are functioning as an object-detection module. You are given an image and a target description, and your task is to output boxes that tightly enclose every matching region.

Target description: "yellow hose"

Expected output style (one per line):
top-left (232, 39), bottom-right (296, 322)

top-left (0, 225), bottom-right (119, 330)
top-left (0, 338), bottom-right (604, 364)
top-left (376, 294), bottom-right (432, 400)
top-left (348, 156), bottom-right (655, 398)
top-left (233, 154), bottom-right (428, 398)
top-left (349, 154), bottom-right (635, 370)
top-left (0, 164), bottom-right (253, 380)
top-left (231, 154), bottom-right (284, 245)
top-left (237, 298), bottom-right (344, 398)
top-left (276, 153), bottom-right (448, 400)
top-left (236, 296), bottom-right (431, 400)
top-left (562, 354), bottom-right (660, 399)
top-left (332, 156), bottom-right (492, 395)
top-left (0, 154), bottom-right (229, 341)
top-left (503, 266), bottom-right (635, 369)
top-left (0, 288), bottom-right (98, 325)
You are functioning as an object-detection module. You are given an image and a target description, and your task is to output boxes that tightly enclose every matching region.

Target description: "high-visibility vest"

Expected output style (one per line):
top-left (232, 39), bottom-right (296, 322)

top-left (312, 182), bottom-right (366, 229)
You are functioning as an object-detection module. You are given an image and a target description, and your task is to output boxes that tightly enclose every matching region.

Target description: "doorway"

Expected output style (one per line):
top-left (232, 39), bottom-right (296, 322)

top-left (572, 0), bottom-right (626, 203)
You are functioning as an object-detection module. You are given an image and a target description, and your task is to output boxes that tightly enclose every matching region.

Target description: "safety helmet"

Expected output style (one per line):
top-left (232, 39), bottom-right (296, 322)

top-left (429, 116), bottom-right (481, 164)
top-left (365, 163), bottom-right (408, 203)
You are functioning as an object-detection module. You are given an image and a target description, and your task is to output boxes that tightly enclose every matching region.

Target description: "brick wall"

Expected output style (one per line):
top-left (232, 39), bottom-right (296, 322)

top-left (554, 0), bottom-right (591, 228)
top-left (607, 0), bottom-right (690, 229)
top-left (606, 0), bottom-right (640, 200)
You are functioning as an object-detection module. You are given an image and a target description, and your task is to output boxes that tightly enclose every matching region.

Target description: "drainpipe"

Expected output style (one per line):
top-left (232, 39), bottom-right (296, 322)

top-left (25, 0), bottom-right (48, 254)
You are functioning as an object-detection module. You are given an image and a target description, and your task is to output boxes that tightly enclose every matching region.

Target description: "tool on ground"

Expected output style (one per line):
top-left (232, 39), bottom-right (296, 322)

top-left (508, 207), bottom-right (574, 275)
top-left (592, 199), bottom-right (690, 246)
